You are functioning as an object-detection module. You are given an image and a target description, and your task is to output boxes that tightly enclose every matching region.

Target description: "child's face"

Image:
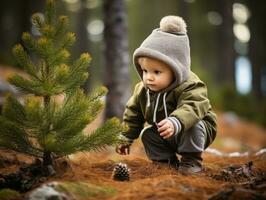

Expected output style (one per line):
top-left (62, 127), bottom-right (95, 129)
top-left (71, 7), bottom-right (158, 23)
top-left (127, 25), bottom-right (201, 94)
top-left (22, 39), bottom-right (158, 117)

top-left (139, 57), bottom-right (174, 92)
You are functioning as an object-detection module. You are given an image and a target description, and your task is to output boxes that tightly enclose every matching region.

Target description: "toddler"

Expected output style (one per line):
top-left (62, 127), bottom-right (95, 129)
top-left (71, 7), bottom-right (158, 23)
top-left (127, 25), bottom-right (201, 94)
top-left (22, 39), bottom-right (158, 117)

top-left (116, 16), bottom-right (217, 175)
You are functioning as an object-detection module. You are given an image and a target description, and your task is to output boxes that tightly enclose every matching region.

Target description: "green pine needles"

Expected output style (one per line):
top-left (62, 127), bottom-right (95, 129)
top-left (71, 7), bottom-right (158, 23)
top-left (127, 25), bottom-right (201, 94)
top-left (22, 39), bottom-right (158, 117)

top-left (0, 0), bottom-right (125, 169)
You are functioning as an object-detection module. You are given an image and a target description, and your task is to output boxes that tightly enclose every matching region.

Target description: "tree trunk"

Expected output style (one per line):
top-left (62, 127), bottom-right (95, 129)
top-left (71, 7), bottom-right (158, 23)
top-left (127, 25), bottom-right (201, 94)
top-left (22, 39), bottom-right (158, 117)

top-left (178, 0), bottom-right (189, 22)
top-left (247, 1), bottom-right (266, 99)
top-left (43, 151), bottom-right (52, 166)
top-left (0, 0), bottom-right (45, 65)
top-left (43, 96), bottom-right (51, 167)
top-left (216, 0), bottom-right (235, 86)
top-left (103, 0), bottom-right (130, 120)
top-left (42, 96), bottom-right (55, 176)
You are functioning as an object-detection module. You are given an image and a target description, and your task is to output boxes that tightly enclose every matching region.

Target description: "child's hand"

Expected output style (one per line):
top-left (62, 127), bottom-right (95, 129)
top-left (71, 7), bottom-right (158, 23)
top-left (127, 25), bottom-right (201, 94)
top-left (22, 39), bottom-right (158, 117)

top-left (157, 119), bottom-right (175, 139)
top-left (116, 144), bottom-right (130, 155)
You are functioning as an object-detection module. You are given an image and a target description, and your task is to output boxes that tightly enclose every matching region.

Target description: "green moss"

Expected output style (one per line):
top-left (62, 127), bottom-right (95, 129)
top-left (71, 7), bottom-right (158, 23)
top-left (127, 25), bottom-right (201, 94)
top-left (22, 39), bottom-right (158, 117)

top-left (0, 189), bottom-right (20, 200)
top-left (56, 181), bottom-right (117, 199)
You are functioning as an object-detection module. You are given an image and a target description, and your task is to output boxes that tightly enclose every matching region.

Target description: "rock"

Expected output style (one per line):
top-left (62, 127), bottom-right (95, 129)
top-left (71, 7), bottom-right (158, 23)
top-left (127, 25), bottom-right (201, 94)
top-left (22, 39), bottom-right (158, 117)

top-left (26, 182), bottom-right (70, 200)
top-left (27, 181), bottom-right (117, 200)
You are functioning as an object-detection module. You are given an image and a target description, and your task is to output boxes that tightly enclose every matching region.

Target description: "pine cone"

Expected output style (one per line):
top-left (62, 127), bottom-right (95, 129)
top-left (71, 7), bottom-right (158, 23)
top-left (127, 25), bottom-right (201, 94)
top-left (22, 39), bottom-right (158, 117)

top-left (112, 163), bottom-right (130, 181)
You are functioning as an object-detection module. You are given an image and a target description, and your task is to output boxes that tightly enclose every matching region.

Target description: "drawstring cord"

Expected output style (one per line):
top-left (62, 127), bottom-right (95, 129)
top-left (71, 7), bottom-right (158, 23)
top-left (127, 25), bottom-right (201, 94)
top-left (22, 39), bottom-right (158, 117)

top-left (146, 90), bottom-right (181, 139)
top-left (146, 89), bottom-right (151, 107)
top-left (162, 92), bottom-right (168, 118)
top-left (153, 93), bottom-right (161, 122)
top-left (146, 89), bottom-right (168, 123)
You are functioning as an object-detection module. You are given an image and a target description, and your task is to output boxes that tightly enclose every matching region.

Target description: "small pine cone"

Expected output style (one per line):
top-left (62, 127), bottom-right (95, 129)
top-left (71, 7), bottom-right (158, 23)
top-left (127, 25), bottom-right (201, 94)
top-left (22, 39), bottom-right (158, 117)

top-left (112, 163), bottom-right (130, 181)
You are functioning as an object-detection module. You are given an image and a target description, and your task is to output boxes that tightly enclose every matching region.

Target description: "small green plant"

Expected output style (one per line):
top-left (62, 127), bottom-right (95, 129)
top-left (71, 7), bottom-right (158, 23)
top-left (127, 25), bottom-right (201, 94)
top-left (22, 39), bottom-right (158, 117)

top-left (0, 189), bottom-right (20, 199)
top-left (0, 0), bottom-right (124, 173)
top-left (56, 182), bottom-right (117, 198)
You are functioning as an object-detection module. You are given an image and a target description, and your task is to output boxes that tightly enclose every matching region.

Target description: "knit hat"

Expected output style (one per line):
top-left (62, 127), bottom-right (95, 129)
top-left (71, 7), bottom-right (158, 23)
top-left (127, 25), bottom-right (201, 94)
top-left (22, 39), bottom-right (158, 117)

top-left (133, 15), bottom-right (191, 92)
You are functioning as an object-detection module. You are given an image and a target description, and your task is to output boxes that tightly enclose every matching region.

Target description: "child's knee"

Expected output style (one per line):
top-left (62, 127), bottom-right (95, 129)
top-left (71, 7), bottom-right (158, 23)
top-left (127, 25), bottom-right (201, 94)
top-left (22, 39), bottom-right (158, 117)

top-left (187, 121), bottom-right (206, 141)
top-left (178, 121), bottom-right (206, 153)
top-left (190, 121), bottom-right (206, 135)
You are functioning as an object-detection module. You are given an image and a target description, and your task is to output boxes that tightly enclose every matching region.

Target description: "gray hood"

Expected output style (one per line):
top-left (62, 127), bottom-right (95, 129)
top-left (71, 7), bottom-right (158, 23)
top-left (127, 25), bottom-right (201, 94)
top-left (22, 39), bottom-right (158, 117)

top-left (133, 28), bottom-right (191, 93)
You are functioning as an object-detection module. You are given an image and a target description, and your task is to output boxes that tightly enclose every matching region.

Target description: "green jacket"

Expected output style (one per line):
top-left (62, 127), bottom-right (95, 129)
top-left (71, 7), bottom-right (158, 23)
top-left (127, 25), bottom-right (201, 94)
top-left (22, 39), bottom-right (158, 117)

top-left (123, 71), bottom-right (217, 148)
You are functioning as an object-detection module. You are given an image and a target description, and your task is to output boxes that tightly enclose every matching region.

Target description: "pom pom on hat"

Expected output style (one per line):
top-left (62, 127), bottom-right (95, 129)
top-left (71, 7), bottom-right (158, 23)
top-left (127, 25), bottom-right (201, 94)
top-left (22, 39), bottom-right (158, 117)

top-left (133, 15), bottom-right (191, 90)
top-left (160, 15), bottom-right (187, 34)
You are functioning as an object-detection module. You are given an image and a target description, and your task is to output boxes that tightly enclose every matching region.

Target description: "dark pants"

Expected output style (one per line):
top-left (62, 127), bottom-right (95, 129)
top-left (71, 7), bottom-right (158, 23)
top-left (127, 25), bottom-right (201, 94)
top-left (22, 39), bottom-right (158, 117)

top-left (140, 121), bottom-right (207, 161)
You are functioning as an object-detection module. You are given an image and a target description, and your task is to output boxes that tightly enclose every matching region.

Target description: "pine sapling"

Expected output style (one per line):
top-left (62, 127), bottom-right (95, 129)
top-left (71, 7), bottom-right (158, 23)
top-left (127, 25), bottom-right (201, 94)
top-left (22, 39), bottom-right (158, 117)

top-left (0, 0), bottom-right (126, 175)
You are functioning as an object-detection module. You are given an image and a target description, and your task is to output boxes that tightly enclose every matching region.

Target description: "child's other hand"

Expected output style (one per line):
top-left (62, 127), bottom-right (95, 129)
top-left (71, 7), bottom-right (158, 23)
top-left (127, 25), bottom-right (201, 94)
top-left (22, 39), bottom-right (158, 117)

top-left (116, 144), bottom-right (130, 155)
top-left (157, 119), bottom-right (175, 139)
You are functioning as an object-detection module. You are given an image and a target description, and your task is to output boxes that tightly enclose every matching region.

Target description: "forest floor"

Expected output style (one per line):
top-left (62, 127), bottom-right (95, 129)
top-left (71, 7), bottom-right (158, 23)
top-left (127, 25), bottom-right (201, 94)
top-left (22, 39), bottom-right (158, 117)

top-left (0, 112), bottom-right (266, 200)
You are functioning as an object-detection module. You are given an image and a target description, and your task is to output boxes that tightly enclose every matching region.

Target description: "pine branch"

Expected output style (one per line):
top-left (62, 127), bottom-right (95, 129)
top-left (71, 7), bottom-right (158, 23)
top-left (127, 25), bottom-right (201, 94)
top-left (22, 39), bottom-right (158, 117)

top-left (8, 74), bottom-right (41, 95)
top-left (23, 97), bottom-right (44, 129)
top-left (60, 32), bottom-right (75, 49)
top-left (2, 95), bottom-right (45, 140)
top-left (8, 74), bottom-right (63, 96)
top-left (12, 44), bottom-right (39, 80)
top-left (53, 87), bottom-right (107, 134)
top-left (42, 118), bottom-right (124, 156)
top-left (77, 118), bottom-right (124, 152)
top-left (0, 117), bottom-right (42, 157)
top-left (45, 0), bottom-right (56, 26)
top-left (58, 53), bottom-right (91, 93)
top-left (36, 37), bottom-right (54, 64)
top-left (54, 16), bottom-right (69, 39)
top-left (88, 86), bottom-right (108, 103)
top-left (2, 95), bottom-right (26, 125)
top-left (52, 90), bottom-right (91, 131)
top-left (56, 49), bottom-right (70, 62)
top-left (22, 32), bottom-right (37, 52)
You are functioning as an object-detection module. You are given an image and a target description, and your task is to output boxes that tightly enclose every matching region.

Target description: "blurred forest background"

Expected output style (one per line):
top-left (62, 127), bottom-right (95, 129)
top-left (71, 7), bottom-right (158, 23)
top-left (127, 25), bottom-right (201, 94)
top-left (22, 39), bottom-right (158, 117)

top-left (0, 0), bottom-right (265, 127)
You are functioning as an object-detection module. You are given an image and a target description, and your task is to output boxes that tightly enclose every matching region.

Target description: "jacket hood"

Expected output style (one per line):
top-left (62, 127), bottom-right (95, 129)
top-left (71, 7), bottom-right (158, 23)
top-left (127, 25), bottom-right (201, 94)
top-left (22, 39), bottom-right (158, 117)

top-left (133, 28), bottom-right (191, 93)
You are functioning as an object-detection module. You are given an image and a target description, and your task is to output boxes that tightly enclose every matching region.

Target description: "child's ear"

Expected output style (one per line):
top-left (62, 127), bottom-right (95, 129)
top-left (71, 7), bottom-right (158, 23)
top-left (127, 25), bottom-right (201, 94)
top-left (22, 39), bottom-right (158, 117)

top-left (138, 57), bottom-right (145, 66)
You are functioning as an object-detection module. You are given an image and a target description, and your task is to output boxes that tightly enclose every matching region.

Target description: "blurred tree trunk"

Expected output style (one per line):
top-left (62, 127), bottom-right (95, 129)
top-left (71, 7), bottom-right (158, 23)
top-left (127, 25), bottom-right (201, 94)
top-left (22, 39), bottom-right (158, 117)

top-left (103, 0), bottom-right (130, 120)
top-left (179, 0), bottom-right (189, 22)
top-left (75, 0), bottom-right (92, 94)
top-left (247, 1), bottom-right (266, 99)
top-left (0, 0), bottom-right (44, 65)
top-left (216, 0), bottom-right (235, 86)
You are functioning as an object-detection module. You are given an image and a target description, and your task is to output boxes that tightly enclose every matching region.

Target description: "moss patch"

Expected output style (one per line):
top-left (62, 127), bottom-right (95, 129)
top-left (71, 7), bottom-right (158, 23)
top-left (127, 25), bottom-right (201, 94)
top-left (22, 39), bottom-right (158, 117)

top-left (0, 189), bottom-right (20, 199)
top-left (56, 181), bottom-right (116, 199)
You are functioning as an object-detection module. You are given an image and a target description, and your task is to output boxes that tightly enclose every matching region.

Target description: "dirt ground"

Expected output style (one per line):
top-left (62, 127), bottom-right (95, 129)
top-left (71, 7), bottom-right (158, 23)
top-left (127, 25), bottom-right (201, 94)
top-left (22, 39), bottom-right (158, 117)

top-left (0, 112), bottom-right (266, 200)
